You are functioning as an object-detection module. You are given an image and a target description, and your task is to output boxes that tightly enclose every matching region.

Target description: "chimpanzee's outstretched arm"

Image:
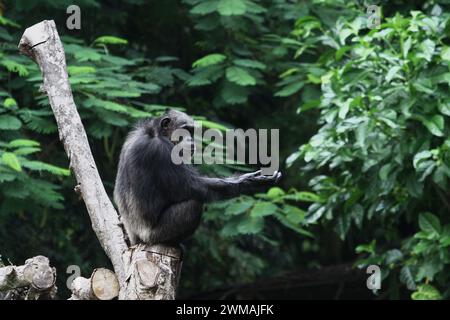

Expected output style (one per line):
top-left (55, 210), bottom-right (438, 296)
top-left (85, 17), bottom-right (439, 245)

top-left (194, 170), bottom-right (282, 202)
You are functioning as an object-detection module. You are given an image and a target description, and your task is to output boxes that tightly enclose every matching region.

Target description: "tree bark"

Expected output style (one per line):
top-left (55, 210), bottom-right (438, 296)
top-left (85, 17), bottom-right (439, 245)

top-left (18, 20), bottom-right (182, 300)
top-left (122, 244), bottom-right (182, 300)
top-left (69, 268), bottom-right (119, 300)
top-left (0, 256), bottom-right (57, 300)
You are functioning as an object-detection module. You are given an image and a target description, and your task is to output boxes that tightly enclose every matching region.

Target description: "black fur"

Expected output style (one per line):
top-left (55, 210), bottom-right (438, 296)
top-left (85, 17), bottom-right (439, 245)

top-left (114, 110), bottom-right (281, 245)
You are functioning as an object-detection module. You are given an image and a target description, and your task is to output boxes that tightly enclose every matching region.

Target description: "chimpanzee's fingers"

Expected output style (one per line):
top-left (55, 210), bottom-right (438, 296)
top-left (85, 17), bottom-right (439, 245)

top-left (241, 169), bottom-right (261, 179)
top-left (275, 171), bottom-right (282, 183)
top-left (267, 171), bottom-right (282, 184)
top-left (253, 170), bottom-right (280, 183)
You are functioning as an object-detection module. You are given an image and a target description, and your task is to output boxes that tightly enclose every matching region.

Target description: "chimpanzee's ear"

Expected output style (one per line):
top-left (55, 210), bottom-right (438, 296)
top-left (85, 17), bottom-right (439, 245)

top-left (160, 117), bottom-right (171, 129)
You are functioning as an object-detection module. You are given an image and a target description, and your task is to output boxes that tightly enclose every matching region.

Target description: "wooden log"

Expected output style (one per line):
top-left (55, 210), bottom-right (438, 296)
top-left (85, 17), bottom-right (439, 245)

top-left (0, 256), bottom-right (57, 300)
top-left (69, 268), bottom-right (119, 300)
top-left (18, 20), bottom-right (183, 300)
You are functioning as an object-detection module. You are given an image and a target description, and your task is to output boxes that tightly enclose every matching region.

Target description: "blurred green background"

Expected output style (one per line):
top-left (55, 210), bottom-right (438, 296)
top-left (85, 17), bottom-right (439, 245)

top-left (0, 0), bottom-right (449, 300)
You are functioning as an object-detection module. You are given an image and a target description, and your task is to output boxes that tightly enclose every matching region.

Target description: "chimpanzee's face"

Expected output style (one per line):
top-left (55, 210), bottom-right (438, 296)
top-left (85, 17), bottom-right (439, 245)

top-left (159, 109), bottom-right (196, 155)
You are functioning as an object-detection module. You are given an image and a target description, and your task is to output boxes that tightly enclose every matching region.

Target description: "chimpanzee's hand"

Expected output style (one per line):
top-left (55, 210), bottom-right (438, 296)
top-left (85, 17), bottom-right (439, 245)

top-left (239, 170), bottom-right (282, 186)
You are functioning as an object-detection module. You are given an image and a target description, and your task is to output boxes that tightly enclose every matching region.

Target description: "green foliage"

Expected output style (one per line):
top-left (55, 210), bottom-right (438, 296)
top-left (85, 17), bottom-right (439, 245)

top-left (0, 18), bottom-right (70, 213)
top-left (93, 36), bottom-right (128, 46)
top-left (225, 66), bottom-right (256, 86)
top-left (284, 3), bottom-right (450, 298)
top-left (216, 187), bottom-right (314, 239)
top-left (2, 0), bottom-right (450, 300)
top-left (192, 53), bottom-right (227, 68)
top-left (184, 0), bottom-right (302, 106)
top-left (412, 284), bottom-right (442, 300)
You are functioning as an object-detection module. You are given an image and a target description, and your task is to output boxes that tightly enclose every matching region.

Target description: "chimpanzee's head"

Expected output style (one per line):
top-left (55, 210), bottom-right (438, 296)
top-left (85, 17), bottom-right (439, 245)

top-left (157, 109), bottom-right (196, 155)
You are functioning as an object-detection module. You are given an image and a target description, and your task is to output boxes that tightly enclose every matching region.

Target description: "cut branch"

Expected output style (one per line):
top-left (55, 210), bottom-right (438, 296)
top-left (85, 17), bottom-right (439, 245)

top-left (0, 256), bottom-right (57, 300)
top-left (18, 20), bottom-right (182, 300)
top-left (69, 268), bottom-right (119, 300)
top-left (122, 244), bottom-right (182, 300)
top-left (18, 20), bottom-right (128, 287)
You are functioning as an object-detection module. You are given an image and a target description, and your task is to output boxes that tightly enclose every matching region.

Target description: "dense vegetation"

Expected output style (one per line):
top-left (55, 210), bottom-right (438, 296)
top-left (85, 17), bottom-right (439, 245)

top-left (0, 0), bottom-right (449, 299)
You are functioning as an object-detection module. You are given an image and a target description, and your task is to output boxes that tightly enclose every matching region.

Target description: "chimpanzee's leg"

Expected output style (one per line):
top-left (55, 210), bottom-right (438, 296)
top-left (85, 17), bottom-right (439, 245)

top-left (147, 200), bottom-right (203, 245)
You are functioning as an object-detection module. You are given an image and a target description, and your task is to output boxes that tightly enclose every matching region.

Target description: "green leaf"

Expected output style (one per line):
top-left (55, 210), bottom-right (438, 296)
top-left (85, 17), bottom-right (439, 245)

top-left (335, 213), bottom-right (351, 240)
top-left (355, 240), bottom-right (376, 254)
top-left (226, 66), bottom-right (256, 86)
top-left (233, 59), bottom-right (266, 70)
top-left (421, 115), bottom-right (444, 137)
top-left (221, 81), bottom-right (249, 104)
top-left (418, 39), bottom-right (435, 62)
top-left (8, 139), bottom-right (40, 148)
top-left (416, 259), bottom-right (441, 282)
top-left (418, 212), bottom-right (441, 234)
top-left (338, 28), bottom-right (353, 45)
top-left (105, 90), bottom-right (140, 98)
top-left (402, 36), bottom-right (412, 59)
top-left (379, 163), bottom-right (393, 181)
top-left (0, 173), bottom-right (17, 183)
top-left (94, 36), bottom-right (128, 45)
top-left (283, 191), bottom-right (323, 203)
top-left (413, 150), bottom-right (432, 169)
top-left (298, 100), bottom-right (320, 113)
top-left (237, 216), bottom-right (264, 234)
top-left (225, 199), bottom-right (254, 215)
top-left (217, 0), bottom-right (246, 16)
top-left (4, 97), bottom-right (17, 108)
top-left (0, 115), bottom-right (22, 130)
top-left (14, 147), bottom-right (41, 156)
top-left (400, 266), bottom-right (416, 290)
top-left (73, 47), bottom-right (102, 62)
top-left (440, 46), bottom-right (450, 61)
top-left (266, 187), bottom-right (285, 199)
top-left (413, 78), bottom-right (433, 94)
top-left (385, 66), bottom-right (401, 83)
top-left (84, 98), bottom-right (128, 113)
top-left (411, 284), bottom-right (441, 300)
top-left (275, 82), bottom-right (304, 97)
top-left (274, 212), bottom-right (314, 237)
top-left (283, 205), bottom-right (306, 224)
top-left (192, 54), bottom-right (226, 68)
top-left (187, 65), bottom-right (224, 86)
top-left (21, 160), bottom-right (70, 176)
top-left (68, 66), bottom-right (96, 75)
top-left (440, 235), bottom-right (450, 247)
top-left (2, 152), bottom-right (21, 172)
top-left (385, 249), bottom-right (403, 264)
top-left (0, 16), bottom-right (20, 27)
top-left (250, 202), bottom-right (278, 217)
top-left (438, 102), bottom-right (450, 116)
top-left (190, 0), bottom-right (218, 15)
top-left (1, 59), bottom-right (28, 76)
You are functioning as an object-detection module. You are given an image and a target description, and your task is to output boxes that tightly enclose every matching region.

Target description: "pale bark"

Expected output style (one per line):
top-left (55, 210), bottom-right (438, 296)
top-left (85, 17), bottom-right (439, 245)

top-left (0, 256), bottom-right (56, 300)
top-left (69, 268), bottom-right (119, 300)
top-left (18, 20), bottom-right (182, 300)
top-left (18, 20), bottom-right (128, 288)
top-left (122, 244), bottom-right (182, 300)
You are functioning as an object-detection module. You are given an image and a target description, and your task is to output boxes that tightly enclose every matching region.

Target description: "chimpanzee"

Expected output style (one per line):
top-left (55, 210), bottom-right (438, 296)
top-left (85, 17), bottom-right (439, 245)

top-left (114, 109), bottom-right (281, 245)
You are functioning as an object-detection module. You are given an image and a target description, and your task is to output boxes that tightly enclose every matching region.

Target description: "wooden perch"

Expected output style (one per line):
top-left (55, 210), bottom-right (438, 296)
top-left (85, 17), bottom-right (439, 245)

top-left (69, 268), bottom-right (119, 300)
top-left (18, 20), bottom-right (182, 300)
top-left (0, 256), bottom-right (56, 300)
top-left (122, 244), bottom-right (182, 300)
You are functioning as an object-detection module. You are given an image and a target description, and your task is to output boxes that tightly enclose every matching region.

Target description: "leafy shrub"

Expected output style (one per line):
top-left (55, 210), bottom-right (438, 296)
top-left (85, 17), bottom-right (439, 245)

top-left (285, 5), bottom-right (450, 298)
